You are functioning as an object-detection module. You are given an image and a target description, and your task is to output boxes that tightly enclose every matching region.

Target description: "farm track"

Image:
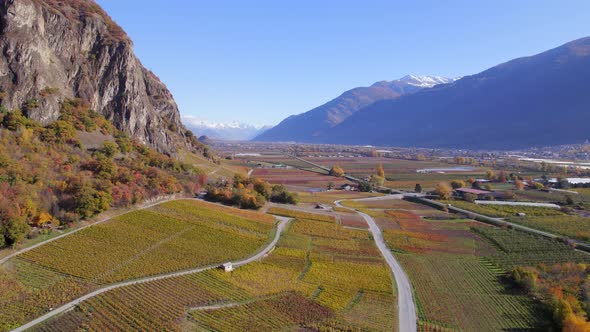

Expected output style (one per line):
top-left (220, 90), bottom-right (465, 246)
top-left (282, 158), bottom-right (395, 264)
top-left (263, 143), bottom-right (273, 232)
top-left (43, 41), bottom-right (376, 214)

top-left (10, 215), bottom-right (291, 332)
top-left (335, 196), bottom-right (417, 332)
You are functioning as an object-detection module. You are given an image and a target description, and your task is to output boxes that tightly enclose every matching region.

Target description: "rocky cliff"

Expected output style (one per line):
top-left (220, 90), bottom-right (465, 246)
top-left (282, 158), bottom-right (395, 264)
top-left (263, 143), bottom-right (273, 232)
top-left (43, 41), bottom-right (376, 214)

top-left (0, 0), bottom-right (195, 154)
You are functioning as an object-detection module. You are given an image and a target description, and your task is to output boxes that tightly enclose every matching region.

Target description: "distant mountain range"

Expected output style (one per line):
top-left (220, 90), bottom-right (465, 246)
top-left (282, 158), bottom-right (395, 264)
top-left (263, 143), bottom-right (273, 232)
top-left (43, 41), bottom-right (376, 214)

top-left (183, 116), bottom-right (270, 141)
top-left (254, 37), bottom-right (590, 150)
top-left (254, 75), bottom-right (458, 142)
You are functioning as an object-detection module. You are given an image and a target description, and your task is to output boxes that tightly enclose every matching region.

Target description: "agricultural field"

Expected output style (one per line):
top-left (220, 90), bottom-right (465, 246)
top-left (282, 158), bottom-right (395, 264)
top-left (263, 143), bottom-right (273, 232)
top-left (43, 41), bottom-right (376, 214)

top-left (507, 215), bottom-right (590, 241)
top-left (266, 207), bottom-right (336, 222)
top-left (36, 211), bottom-right (397, 331)
top-left (251, 167), bottom-right (348, 191)
top-left (473, 227), bottom-right (590, 269)
top-left (0, 200), bottom-right (275, 331)
top-left (306, 157), bottom-right (487, 190)
top-left (297, 190), bottom-right (384, 205)
top-left (353, 197), bottom-right (590, 331)
top-left (181, 151), bottom-right (247, 178)
top-left (442, 199), bottom-right (565, 217)
top-left (234, 154), bottom-right (329, 174)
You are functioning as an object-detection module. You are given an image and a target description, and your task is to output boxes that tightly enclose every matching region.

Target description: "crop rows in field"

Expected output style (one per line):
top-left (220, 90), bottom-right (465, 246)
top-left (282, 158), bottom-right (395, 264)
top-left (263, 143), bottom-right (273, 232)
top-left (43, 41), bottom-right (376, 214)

top-left (39, 210), bottom-right (396, 331)
top-left (0, 259), bottom-right (95, 331)
top-left (190, 292), bottom-right (332, 331)
top-left (3, 200), bottom-right (274, 332)
top-left (443, 200), bottom-right (565, 217)
top-left (251, 167), bottom-right (347, 190)
top-left (267, 207), bottom-right (335, 222)
top-left (297, 190), bottom-right (383, 204)
top-left (399, 254), bottom-right (539, 331)
top-left (507, 215), bottom-right (590, 241)
top-left (367, 202), bottom-right (552, 330)
top-left (19, 200), bottom-right (272, 284)
top-left (472, 227), bottom-right (590, 269)
top-left (339, 214), bottom-right (368, 229)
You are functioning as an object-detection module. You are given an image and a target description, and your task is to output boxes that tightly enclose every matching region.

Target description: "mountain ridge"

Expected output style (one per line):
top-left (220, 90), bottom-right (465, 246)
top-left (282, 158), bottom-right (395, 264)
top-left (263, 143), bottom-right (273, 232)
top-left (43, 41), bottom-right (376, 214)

top-left (253, 75), bottom-right (456, 142)
top-left (320, 37), bottom-right (590, 149)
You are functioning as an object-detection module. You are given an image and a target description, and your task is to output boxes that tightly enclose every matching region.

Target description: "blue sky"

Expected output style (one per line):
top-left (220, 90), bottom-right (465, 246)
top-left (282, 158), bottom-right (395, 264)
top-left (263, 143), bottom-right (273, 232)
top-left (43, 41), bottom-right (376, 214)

top-left (97, 0), bottom-right (589, 126)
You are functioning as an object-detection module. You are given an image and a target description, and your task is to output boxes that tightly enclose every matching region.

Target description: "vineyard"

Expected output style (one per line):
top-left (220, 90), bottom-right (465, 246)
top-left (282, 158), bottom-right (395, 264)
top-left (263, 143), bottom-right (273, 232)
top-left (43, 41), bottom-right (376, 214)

top-left (266, 207), bottom-right (336, 222)
top-left (441, 200), bottom-right (565, 217)
top-left (297, 190), bottom-right (383, 205)
top-left (36, 211), bottom-right (397, 331)
top-left (342, 197), bottom-right (429, 210)
top-left (507, 215), bottom-right (590, 241)
top-left (472, 227), bottom-right (590, 269)
top-left (18, 200), bottom-right (273, 284)
top-left (0, 199), bottom-right (274, 331)
top-left (251, 168), bottom-right (347, 190)
top-left (360, 201), bottom-right (557, 331)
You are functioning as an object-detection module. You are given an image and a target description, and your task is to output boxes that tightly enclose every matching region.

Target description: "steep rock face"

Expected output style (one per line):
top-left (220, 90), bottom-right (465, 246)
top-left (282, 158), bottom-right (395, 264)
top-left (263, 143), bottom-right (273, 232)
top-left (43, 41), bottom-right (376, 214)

top-left (0, 0), bottom-right (190, 154)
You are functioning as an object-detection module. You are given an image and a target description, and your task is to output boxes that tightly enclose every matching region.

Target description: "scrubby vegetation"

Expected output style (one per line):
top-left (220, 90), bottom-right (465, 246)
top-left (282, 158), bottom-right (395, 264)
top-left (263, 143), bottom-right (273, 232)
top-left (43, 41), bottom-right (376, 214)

top-left (205, 174), bottom-right (298, 209)
top-left (0, 99), bottom-right (204, 248)
top-left (34, 0), bottom-right (129, 43)
top-left (510, 263), bottom-right (590, 330)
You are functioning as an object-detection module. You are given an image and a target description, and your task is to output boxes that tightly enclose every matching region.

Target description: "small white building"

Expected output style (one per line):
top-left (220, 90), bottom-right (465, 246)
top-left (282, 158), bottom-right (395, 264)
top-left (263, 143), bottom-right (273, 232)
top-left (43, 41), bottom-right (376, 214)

top-left (222, 262), bottom-right (234, 272)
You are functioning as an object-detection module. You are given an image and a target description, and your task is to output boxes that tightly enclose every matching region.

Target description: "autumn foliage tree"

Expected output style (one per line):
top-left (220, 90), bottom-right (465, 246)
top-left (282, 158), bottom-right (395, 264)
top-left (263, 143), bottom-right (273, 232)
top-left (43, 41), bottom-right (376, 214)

top-left (329, 165), bottom-right (345, 177)
top-left (435, 182), bottom-right (453, 200)
top-left (511, 263), bottom-right (590, 330)
top-left (515, 179), bottom-right (525, 191)
top-left (376, 163), bottom-right (385, 178)
top-left (450, 180), bottom-right (466, 189)
top-left (0, 98), bottom-right (205, 247)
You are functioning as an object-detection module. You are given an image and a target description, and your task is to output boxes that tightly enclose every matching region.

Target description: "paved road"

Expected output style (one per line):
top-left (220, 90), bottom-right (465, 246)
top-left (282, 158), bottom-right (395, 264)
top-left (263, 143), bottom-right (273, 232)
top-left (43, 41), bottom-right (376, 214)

top-left (335, 197), bottom-right (417, 332)
top-left (11, 216), bottom-right (291, 332)
top-left (0, 194), bottom-right (183, 266)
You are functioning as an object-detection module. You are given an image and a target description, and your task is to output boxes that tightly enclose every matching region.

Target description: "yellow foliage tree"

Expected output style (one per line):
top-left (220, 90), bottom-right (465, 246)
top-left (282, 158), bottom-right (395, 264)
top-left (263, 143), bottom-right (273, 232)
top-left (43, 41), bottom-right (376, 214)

top-left (329, 165), bottom-right (345, 177)
top-left (376, 163), bottom-right (385, 178)
top-left (435, 182), bottom-right (453, 200)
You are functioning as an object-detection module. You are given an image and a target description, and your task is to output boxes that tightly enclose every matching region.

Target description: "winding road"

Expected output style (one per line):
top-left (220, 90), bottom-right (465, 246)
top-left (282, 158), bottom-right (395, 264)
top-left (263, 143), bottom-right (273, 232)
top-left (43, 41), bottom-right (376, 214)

top-left (11, 216), bottom-right (291, 332)
top-left (335, 196), bottom-right (417, 332)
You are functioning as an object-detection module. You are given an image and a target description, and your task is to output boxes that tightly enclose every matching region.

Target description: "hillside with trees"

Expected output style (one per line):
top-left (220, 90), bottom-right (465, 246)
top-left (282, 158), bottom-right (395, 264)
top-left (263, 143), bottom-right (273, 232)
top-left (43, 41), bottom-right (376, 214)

top-left (0, 99), bottom-right (208, 248)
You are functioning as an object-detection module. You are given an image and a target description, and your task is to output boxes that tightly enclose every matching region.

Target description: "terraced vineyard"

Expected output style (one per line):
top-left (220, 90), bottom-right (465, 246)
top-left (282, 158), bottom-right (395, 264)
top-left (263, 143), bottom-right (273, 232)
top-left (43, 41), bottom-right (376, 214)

top-left (0, 200), bottom-right (275, 331)
top-left (35, 212), bottom-right (397, 331)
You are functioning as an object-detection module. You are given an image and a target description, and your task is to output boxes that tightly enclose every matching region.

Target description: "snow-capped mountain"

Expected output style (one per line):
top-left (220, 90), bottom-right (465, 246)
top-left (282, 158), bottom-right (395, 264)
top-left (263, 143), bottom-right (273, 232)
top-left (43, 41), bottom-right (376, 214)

top-left (254, 74), bottom-right (457, 142)
top-left (183, 116), bottom-right (271, 141)
top-left (370, 75), bottom-right (460, 89)
top-left (398, 75), bottom-right (461, 88)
